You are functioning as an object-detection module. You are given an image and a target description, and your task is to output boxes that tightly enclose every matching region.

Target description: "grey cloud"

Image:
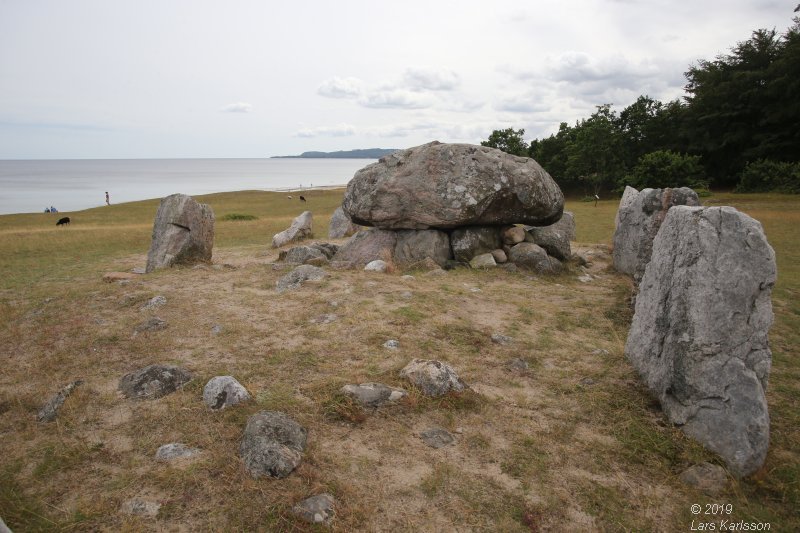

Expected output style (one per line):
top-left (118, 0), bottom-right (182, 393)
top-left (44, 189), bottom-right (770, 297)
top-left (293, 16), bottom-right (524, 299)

top-left (317, 77), bottom-right (364, 99)
top-left (295, 123), bottom-right (357, 138)
top-left (220, 102), bottom-right (252, 113)
top-left (547, 52), bottom-right (660, 85)
top-left (494, 93), bottom-right (551, 113)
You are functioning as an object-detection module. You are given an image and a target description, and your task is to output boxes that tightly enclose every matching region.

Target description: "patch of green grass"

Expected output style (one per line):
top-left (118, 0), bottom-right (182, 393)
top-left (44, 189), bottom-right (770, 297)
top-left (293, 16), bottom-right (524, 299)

top-left (391, 305), bottom-right (426, 324)
top-left (501, 436), bottom-right (549, 481)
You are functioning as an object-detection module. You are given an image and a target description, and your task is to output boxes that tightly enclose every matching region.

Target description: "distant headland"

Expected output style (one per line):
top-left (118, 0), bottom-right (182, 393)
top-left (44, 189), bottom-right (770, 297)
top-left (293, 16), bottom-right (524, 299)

top-left (272, 148), bottom-right (399, 159)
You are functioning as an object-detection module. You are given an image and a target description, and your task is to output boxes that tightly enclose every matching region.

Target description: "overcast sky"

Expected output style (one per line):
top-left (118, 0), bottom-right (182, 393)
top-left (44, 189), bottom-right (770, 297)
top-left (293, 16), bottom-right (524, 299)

top-left (0, 0), bottom-right (794, 159)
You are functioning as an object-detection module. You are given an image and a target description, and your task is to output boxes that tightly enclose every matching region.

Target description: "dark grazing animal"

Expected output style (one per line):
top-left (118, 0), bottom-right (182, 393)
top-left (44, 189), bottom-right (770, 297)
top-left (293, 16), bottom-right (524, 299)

top-left (299, 195), bottom-right (306, 202)
top-left (56, 217), bottom-right (71, 226)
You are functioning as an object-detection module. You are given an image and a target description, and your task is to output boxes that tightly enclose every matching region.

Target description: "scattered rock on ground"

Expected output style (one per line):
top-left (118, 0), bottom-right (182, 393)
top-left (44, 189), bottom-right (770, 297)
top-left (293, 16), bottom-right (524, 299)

top-left (310, 313), bottom-right (337, 324)
top-left (293, 493), bottom-right (336, 525)
top-left (383, 339), bottom-right (400, 349)
top-left (240, 411), bottom-right (308, 479)
top-left (134, 317), bottom-right (167, 333)
top-left (272, 211), bottom-right (313, 248)
top-left (625, 206), bottom-right (776, 477)
top-left (343, 141), bottom-right (564, 229)
top-left (276, 264), bottom-right (327, 292)
top-left (38, 380), bottom-right (84, 422)
top-left (120, 498), bottom-right (161, 518)
top-left (364, 259), bottom-right (388, 272)
top-left (679, 463), bottom-right (729, 496)
top-left (155, 443), bottom-right (201, 462)
top-left (140, 295), bottom-right (167, 311)
top-left (506, 358), bottom-right (529, 373)
top-left (328, 206), bottom-right (360, 239)
top-left (491, 333), bottom-right (513, 345)
top-left (400, 359), bottom-right (466, 397)
top-left (420, 427), bottom-right (455, 448)
top-left (145, 193), bottom-right (215, 273)
top-left (203, 376), bottom-right (251, 410)
top-left (119, 364), bottom-right (192, 400)
top-left (211, 324), bottom-right (223, 335)
top-left (341, 383), bottom-right (408, 408)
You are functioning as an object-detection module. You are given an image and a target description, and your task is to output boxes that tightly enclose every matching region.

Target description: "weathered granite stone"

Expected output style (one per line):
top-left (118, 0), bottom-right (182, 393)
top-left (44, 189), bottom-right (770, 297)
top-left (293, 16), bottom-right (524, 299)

top-left (612, 187), bottom-right (700, 280)
top-left (526, 224), bottom-right (571, 261)
top-left (533, 210), bottom-right (576, 241)
top-left (275, 265), bottom-right (327, 292)
top-left (155, 443), bottom-right (201, 461)
top-left (451, 226), bottom-right (502, 263)
top-left (203, 376), bottom-right (251, 410)
top-left (501, 225), bottom-right (526, 245)
top-left (615, 186), bottom-right (639, 229)
top-left (343, 142), bottom-right (564, 229)
top-left (145, 194), bottom-right (214, 273)
top-left (331, 228), bottom-right (397, 267)
top-left (38, 380), bottom-right (83, 422)
top-left (469, 253), bottom-right (496, 268)
top-left (679, 463), bottom-right (728, 495)
top-left (400, 359), bottom-right (466, 397)
top-left (420, 427), bottom-right (455, 448)
top-left (279, 245), bottom-right (324, 265)
top-left (491, 333), bottom-right (513, 345)
top-left (624, 206), bottom-right (776, 477)
top-left (240, 411), bottom-right (307, 479)
top-left (140, 295), bottom-right (167, 311)
top-left (491, 249), bottom-right (508, 264)
top-left (340, 383), bottom-right (407, 408)
top-left (383, 339), bottom-right (400, 349)
top-left (394, 229), bottom-right (452, 267)
top-left (272, 211), bottom-right (313, 248)
top-left (364, 259), bottom-right (388, 272)
top-left (507, 242), bottom-right (551, 272)
top-left (119, 365), bottom-right (192, 400)
top-left (328, 206), bottom-right (360, 239)
top-left (293, 493), bottom-right (335, 525)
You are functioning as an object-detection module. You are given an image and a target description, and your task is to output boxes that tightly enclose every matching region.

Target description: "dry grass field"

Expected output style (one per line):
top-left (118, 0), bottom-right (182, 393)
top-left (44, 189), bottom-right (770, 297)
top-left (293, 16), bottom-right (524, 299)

top-left (0, 190), bottom-right (798, 531)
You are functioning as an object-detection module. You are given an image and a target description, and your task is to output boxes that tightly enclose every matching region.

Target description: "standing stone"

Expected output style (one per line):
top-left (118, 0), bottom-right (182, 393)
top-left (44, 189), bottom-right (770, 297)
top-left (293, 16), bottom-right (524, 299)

top-left (328, 206), bottom-right (360, 238)
top-left (240, 411), bottom-right (308, 479)
top-left (624, 206), bottom-right (776, 477)
top-left (331, 228), bottom-right (397, 267)
top-left (343, 141), bottom-right (564, 229)
top-left (272, 211), bottom-right (313, 248)
top-left (119, 365), bottom-right (192, 400)
top-left (145, 194), bottom-right (214, 273)
top-left (394, 229), bottom-right (452, 267)
top-left (612, 187), bottom-right (700, 280)
top-left (203, 376), bottom-right (251, 410)
top-left (615, 186), bottom-right (639, 229)
top-left (450, 226), bottom-right (502, 263)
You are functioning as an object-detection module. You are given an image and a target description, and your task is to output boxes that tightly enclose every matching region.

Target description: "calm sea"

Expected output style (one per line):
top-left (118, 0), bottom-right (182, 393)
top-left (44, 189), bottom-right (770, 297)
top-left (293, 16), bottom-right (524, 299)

top-left (0, 158), bottom-right (374, 215)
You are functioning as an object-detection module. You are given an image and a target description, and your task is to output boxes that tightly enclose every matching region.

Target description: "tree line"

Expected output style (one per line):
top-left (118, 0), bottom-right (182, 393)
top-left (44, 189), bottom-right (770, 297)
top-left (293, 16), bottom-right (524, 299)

top-left (482, 14), bottom-right (800, 195)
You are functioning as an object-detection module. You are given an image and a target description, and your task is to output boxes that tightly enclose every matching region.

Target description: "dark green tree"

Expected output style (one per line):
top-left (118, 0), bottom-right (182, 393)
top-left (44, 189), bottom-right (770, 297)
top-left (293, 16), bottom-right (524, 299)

top-left (481, 128), bottom-right (529, 157)
top-left (564, 105), bottom-right (624, 195)
top-left (624, 150), bottom-right (708, 190)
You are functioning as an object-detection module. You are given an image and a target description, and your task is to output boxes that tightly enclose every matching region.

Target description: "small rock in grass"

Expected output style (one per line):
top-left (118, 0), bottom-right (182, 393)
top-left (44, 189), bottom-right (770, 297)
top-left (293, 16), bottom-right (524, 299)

top-left (310, 313), bottom-right (337, 325)
top-left (38, 380), bottom-right (84, 422)
top-left (120, 498), bottom-right (161, 518)
top-left (679, 463), bottom-right (728, 496)
top-left (580, 377), bottom-right (596, 386)
top-left (240, 411), bottom-right (307, 479)
top-left (140, 295), bottom-right (167, 311)
top-left (401, 275), bottom-right (415, 281)
top-left (400, 359), bottom-right (466, 397)
top-left (134, 317), bottom-right (167, 334)
top-left (383, 339), bottom-right (400, 350)
top-left (424, 268), bottom-right (447, 277)
top-left (155, 443), bottom-right (200, 462)
top-left (275, 265), bottom-right (327, 293)
top-left (119, 364), bottom-right (191, 400)
top-left (210, 324), bottom-right (223, 335)
top-left (293, 493), bottom-right (335, 525)
top-left (364, 259), bottom-right (388, 272)
top-left (203, 376), bottom-right (251, 410)
top-left (491, 333), bottom-right (513, 345)
top-left (506, 358), bottom-right (529, 373)
top-left (340, 383), bottom-right (407, 408)
top-left (420, 427), bottom-right (455, 448)
top-left (399, 291), bottom-right (413, 300)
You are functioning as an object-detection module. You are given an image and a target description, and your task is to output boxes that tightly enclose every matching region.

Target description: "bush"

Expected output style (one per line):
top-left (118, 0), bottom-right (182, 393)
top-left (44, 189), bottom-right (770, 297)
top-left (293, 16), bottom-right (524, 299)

top-left (736, 160), bottom-right (800, 194)
top-left (623, 150), bottom-right (708, 190)
top-left (221, 213), bottom-right (258, 221)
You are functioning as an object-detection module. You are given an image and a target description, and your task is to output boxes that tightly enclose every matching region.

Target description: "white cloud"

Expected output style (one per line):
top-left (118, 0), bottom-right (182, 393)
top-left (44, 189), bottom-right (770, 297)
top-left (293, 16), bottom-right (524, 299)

top-left (547, 52), bottom-right (660, 85)
top-left (294, 123), bottom-right (357, 138)
top-left (402, 67), bottom-right (461, 91)
top-left (494, 94), bottom-right (551, 113)
top-left (317, 77), bottom-right (364, 99)
top-left (358, 89), bottom-right (432, 109)
top-left (220, 102), bottom-right (252, 113)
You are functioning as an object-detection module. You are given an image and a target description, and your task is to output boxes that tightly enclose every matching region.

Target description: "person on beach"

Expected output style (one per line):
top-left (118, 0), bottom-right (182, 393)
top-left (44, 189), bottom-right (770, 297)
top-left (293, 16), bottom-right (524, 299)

top-left (105, 191), bottom-right (110, 205)
top-left (50, 206), bottom-right (58, 213)
top-left (44, 207), bottom-right (50, 213)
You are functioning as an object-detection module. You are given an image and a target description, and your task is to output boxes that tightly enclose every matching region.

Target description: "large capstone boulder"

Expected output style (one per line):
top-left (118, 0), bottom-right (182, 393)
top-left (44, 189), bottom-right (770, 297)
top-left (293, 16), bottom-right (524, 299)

top-left (331, 228), bottom-right (397, 267)
top-left (328, 206), bottom-right (360, 239)
top-left (450, 226), bottom-right (502, 263)
top-left (400, 359), bottom-right (466, 397)
top-left (624, 206), bottom-right (776, 477)
top-left (612, 187), bottom-right (700, 280)
top-left (343, 141), bottom-right (564, 229)
top-left (272, 211), bottom-right (313, 248)
top-left (119, 364), bottom-right (192, 400)
top-left (145, 194), bottom-right (214, 273)
top-left (394, 229), bottom-right (451, 267)
top-left (239, 411), bottom-right (308, 479)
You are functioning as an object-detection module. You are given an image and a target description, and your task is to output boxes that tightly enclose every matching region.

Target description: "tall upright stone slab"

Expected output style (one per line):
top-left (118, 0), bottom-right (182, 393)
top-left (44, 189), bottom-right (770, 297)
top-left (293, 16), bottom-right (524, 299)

top-left (624, 206), bottom-right (776, 477)
top-left (343, 141), bottom-right (564, 230)
top-left (612, 187), bottom-right (700, 280)
top-left (328, 206), bottom-right (360, 239)
top-left (146, 194), bottom-right (214, 273)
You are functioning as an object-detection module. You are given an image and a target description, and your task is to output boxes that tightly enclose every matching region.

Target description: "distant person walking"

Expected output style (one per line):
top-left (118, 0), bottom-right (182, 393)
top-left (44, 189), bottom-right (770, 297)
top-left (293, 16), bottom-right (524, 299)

top-left (105, 191), bottom-right (110, 205)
